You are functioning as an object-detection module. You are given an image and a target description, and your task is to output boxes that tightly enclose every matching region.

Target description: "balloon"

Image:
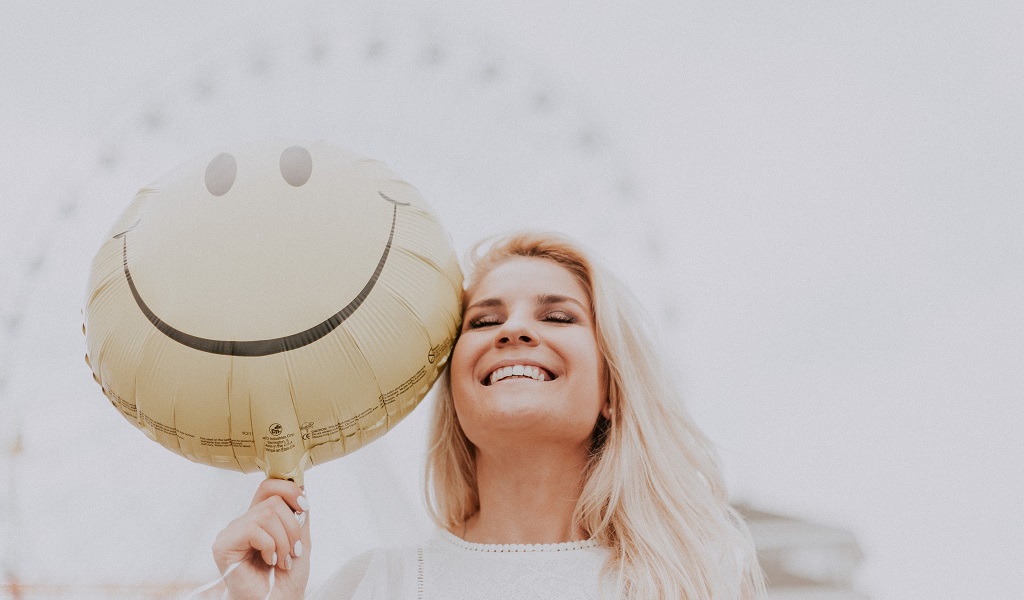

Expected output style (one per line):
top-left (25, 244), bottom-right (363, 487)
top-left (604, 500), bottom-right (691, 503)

top-left (83, 140), bottom-right (463, 483)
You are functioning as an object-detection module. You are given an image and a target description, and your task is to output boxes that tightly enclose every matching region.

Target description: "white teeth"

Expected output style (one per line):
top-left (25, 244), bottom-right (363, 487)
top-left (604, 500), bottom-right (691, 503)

top-left (488, 364), bottom-right (549, 385)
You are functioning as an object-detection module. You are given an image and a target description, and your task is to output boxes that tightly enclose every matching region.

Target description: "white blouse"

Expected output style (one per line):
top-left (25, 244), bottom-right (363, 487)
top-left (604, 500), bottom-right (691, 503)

top-left (308, 529), bottom-right (613, 599)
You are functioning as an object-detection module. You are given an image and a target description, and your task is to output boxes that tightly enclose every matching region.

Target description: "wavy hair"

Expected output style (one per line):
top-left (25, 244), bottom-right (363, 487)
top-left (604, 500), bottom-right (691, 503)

top-left (425, 231), bottom-right (765, 599)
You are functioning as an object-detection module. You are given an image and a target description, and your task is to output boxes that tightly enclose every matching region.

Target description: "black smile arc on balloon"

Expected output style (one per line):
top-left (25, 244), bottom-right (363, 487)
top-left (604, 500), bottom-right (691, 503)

top-left (115, 191), bottom-right (408, 356)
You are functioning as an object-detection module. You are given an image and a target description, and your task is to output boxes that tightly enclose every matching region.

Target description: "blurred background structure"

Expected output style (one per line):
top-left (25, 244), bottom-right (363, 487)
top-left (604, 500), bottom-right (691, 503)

top-left (2, 2), bottom-right (1022, 599)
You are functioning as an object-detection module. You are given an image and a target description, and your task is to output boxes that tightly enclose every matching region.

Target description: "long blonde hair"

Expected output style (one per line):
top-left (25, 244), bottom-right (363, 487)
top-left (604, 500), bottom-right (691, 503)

top-left (425, 231), bottom-right (766, 599)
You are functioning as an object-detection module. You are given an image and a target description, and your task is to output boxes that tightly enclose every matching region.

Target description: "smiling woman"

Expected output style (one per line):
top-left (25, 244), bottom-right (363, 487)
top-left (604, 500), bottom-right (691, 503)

top-left (214, 231), bottom-right (766, 599)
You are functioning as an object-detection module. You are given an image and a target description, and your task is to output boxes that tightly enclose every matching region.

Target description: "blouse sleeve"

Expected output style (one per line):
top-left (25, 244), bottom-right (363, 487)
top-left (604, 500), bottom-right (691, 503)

top-left (306, 550), bottom-right (375, 600)
top-left (306, 545), bottom-right (419, 600)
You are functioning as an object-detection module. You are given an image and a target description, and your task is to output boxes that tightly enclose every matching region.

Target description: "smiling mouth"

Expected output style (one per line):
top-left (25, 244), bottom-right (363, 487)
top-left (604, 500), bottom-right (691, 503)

top-left (116, 192), bottom-right (406, 357)
top-left (482, 365), bottom-right (556, 386)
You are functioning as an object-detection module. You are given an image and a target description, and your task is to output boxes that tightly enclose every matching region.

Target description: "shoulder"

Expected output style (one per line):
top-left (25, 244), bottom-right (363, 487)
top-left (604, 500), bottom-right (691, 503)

top-left (306, 549), bottom-right (377, 600)
top-left (307, 546), bottom-right (420, 600)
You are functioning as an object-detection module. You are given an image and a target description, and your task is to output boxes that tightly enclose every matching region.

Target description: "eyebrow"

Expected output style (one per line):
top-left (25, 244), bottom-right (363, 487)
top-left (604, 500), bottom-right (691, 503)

top-left (536, 294), bottom-right (587, 310)
top-left (466, 294), bottom-right (587, 311)
top-left (466, 297), bottom-right (505, 310)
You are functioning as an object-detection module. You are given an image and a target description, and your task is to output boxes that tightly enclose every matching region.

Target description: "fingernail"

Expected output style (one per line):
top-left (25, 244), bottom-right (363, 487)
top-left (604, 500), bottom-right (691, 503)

top-left (284, 554), bottom-right (293, 570)
top-left (270, 551), bottom-right (278, 566)
top-left (293, 540), bottom-right (303, 558)
top-left (297, 495), bottom-right (310, 512)
top-left (295, 511), bottom-right (307, 526)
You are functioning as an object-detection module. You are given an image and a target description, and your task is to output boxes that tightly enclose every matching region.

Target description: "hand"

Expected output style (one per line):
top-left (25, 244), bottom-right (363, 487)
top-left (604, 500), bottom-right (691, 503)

top-left (213, 478), bottom-right (311, 600)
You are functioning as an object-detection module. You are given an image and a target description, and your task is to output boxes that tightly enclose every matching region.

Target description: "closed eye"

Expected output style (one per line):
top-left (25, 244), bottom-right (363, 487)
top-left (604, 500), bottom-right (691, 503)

top-left (466, 311), bottom-right (577, 330)
top-left (543, 311), bottom-right (576, 324)
top-left (466, 314), bottom-right (502, 329)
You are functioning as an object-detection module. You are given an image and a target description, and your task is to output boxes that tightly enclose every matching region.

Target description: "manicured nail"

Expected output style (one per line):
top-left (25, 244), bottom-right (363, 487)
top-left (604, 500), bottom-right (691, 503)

top-left (293, 540), bottom-right (303, 558)
top-left (297, 495), bottom-right (310, 512)
top-left (284, 554), bottom-right (293, 570)
top-left (269, 551), bottom-right (278, 566)
top-left (295, 511), bottom-right (307, 526)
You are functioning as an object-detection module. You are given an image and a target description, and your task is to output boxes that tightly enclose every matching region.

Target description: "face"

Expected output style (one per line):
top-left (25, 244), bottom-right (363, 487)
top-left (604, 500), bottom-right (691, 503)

top-left (451, 257), bottom-right (608, 450)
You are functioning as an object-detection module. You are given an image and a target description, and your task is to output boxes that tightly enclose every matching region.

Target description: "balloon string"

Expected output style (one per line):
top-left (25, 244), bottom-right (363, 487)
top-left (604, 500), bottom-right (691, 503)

top-left (180, 561), bottom-right (239, 600)
top-left (266, 565), bottom-right (276, 599)
top-left (181, 560), bottom-right (276, 600)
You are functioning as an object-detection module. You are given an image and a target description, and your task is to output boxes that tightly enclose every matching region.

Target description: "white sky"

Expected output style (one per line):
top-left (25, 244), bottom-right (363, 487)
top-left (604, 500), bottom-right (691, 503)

top-left (2, 1), bottom-right (1022, 599)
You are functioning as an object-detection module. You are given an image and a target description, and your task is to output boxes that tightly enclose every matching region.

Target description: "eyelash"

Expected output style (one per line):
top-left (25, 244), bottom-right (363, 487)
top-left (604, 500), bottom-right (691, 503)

top-left (467, 315), bottom-right (501, 329)
top-left (466, 312), bottom-right (577, 329)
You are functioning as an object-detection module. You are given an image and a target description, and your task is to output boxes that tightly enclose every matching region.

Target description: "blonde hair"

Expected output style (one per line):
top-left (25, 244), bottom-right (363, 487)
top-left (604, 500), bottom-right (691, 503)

top-left (425, 231), bottom-right (766, 599)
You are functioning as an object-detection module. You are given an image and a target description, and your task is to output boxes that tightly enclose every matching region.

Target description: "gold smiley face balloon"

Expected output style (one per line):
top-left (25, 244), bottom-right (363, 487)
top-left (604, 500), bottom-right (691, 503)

top-left (83, 141), bottom-right (462, 483)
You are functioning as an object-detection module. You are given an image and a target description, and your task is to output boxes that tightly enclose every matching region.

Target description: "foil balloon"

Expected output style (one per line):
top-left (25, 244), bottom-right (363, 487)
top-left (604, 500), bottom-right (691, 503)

top-left (83, 140), bottom-right (463, 483)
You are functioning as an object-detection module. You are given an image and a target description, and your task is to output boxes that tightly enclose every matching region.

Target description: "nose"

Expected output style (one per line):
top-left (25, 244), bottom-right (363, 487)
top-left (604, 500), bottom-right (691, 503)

top-left (495, 315), bottom-right (538, 347)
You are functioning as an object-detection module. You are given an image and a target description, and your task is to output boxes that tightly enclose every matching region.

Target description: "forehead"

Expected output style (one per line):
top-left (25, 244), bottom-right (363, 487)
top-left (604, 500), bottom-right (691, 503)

top-left (467, 257), bottom-right (590, 306)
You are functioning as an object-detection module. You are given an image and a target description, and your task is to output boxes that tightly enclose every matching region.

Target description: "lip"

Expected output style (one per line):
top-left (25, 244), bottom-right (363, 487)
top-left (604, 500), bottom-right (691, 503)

top-left (481, 360), bottom-right (557, 386)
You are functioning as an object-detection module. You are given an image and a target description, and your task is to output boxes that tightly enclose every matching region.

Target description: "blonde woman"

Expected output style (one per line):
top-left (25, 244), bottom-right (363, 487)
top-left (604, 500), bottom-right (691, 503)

top-left (213, 232), bottom-right (766, 599)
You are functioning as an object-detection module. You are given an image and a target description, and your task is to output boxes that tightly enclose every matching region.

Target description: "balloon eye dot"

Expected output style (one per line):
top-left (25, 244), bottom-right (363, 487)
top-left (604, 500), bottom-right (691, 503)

top-left (280, 146), bottom-right (313, 187)
top-left (205, 153), bottom-right (237, 197)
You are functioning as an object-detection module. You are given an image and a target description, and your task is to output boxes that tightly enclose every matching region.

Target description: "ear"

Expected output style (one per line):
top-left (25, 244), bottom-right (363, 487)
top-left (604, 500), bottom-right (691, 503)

top-left (601, 398), bottom-right (612, 420)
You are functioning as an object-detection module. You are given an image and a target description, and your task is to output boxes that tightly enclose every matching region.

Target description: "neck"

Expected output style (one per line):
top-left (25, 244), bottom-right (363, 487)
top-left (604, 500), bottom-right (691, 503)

top-left (461, 442), bottom-right (591, 545)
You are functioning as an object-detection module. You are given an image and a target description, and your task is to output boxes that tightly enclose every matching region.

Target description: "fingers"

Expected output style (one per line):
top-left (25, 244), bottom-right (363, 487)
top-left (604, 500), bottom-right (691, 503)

top-left (251, 493), bottom-right (307, 571)
top-left (245, 522), bottom-right (280, 569)
top-left (250, 478), bottom-right (307, 514)
top-left (268, 494), bottom-right (307, 569)
top-left (214, 481), bottom-right (311, 573)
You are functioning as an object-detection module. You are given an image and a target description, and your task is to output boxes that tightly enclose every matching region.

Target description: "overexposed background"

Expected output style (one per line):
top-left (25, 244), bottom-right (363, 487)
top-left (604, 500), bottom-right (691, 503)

top-left (2, 2), bottom-right (1022, 599)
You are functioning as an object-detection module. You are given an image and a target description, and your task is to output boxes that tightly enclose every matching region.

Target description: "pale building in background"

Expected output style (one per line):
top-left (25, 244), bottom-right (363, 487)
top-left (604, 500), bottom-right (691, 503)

top-left (740, 505), bottom-right (867, 600)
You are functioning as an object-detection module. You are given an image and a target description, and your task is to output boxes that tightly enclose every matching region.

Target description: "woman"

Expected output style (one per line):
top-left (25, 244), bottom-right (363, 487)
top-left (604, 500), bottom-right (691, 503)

top-left (213, 232), bottom-right (766, 599)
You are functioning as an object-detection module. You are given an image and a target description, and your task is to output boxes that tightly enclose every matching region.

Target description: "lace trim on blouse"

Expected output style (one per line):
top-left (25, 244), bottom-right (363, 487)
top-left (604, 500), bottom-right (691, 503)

top-left (437, 528), bottom-right (600, 553)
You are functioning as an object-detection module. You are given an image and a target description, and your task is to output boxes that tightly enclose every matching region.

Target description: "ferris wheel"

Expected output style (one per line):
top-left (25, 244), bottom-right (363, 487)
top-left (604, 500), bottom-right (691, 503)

top-left (85, 12), bottom-right (665, 281)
